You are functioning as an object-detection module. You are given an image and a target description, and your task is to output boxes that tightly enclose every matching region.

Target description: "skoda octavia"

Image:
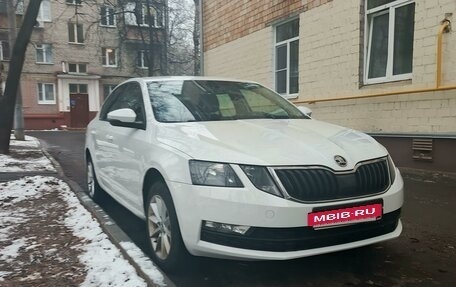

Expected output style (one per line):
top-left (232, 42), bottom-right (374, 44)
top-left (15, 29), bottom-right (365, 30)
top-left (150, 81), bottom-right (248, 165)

top-left (85, 77), bottom-right (403, 270)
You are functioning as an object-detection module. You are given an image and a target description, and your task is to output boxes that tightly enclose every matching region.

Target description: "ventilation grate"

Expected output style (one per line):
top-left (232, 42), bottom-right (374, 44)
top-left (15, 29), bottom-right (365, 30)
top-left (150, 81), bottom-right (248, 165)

top-left (412, 138), bottom-right (433, 161)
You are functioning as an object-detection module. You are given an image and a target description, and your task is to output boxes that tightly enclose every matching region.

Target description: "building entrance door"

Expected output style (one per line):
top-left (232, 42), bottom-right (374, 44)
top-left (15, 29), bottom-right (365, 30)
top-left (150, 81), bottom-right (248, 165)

top-left (70, 93), bottom-right (89, 128)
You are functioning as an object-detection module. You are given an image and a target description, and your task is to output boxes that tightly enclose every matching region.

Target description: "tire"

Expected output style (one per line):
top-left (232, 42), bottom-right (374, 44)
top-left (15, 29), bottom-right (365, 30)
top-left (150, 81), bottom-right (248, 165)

top-left (86, 158), bottom-right (105, 203)
top-left (145, 181), bottom-right (189, 272)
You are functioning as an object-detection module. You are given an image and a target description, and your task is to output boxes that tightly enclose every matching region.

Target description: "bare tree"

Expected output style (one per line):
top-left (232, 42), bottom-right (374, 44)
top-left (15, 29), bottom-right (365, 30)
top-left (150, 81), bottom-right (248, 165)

top-left (193, 0), bottom-right (200, 75)
top-left (0, 0), bottom-right (42, 154)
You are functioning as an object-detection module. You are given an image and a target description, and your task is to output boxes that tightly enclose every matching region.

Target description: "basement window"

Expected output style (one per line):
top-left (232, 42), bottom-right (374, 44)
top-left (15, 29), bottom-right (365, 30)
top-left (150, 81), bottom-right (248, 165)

top-left (365, 0), bottom-right (415, 84)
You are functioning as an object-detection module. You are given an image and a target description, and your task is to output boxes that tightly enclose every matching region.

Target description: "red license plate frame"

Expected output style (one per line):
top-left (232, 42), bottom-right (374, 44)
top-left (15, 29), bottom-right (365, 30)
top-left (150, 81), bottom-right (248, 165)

top-left (307, 203), bottom-right (383, 227)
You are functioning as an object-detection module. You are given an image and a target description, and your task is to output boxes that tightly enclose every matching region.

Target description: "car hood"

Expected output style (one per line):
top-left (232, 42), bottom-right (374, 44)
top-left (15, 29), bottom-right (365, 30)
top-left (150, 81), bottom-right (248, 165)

top-left (156, 119), bottom-right (387, 170)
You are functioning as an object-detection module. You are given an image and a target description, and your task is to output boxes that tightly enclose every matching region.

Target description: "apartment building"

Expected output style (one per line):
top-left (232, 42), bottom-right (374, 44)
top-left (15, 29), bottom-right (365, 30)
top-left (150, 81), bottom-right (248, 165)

top-left (201, 0), bottom-right (456, 172)
top-left (0, 0), bottom-right (166, 129)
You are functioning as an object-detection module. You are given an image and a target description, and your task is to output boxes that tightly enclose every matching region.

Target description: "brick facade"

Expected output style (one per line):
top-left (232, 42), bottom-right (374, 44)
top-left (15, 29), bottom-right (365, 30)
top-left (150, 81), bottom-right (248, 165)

top-left (203, 0), bottom-right (456, 134)
top-left (0, 0), bottom-right (165, 129)
top-left (202, 0), bottom-right (332, 51)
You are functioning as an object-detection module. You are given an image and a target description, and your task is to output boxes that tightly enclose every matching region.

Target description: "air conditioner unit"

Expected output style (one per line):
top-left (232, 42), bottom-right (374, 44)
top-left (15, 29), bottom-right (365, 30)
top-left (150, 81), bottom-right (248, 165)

top-left (35, 21), bottom-right (44, 28)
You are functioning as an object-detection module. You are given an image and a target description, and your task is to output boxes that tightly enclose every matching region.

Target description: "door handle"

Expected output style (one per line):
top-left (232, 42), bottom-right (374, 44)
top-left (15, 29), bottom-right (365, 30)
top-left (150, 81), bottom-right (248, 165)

top-left (106, 135), bottom-right (114, 142)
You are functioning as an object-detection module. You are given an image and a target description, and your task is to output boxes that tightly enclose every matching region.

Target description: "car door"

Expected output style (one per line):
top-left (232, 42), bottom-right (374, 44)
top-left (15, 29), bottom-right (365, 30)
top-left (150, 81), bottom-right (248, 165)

top-left (100, 81), bottom-right (148, 212)
top-left (92, 84), bottom-right (125, 193)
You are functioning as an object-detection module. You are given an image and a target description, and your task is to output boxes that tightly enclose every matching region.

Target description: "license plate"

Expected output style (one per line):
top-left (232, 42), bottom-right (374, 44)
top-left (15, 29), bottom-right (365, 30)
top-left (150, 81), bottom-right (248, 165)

top-left (307, 203), bottom-right (382, 227)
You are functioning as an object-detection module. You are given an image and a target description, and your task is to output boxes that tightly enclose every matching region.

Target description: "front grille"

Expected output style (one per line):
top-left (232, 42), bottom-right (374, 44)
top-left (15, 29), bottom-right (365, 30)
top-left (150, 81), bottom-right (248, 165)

top-left (274, 158), bottom-right (390, 202)
top-left (201, 209), bottom-right (401, 252)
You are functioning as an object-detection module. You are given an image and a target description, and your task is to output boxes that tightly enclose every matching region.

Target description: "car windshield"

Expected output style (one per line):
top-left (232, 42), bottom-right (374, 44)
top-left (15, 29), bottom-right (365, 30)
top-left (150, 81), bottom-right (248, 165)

top-left (147, 80), bottom-right (309, 122)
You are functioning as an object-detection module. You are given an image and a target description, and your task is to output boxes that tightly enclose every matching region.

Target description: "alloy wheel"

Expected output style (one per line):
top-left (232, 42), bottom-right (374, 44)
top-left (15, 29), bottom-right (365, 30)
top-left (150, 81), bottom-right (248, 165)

top-left (148, 195), bottom-right (172, 260)
top-left (87, 161), bottom-right (95, 198)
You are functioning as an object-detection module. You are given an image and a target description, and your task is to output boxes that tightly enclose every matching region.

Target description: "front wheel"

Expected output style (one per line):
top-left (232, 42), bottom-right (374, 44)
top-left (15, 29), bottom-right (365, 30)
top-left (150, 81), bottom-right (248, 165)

top-left (146, 181), bottom-right (188, 272)
top-left (86, 158), bottom-right (105, 203)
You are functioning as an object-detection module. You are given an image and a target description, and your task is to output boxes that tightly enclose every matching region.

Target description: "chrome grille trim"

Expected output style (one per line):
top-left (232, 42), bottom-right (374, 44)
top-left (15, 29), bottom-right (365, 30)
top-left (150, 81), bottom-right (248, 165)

top-left (269, 157), bottom-right (392, 203)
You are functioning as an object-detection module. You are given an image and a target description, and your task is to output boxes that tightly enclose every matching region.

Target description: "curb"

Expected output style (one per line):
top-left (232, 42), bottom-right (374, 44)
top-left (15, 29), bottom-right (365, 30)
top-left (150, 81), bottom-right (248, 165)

top-left (41, 148), bottom-right (176, 287)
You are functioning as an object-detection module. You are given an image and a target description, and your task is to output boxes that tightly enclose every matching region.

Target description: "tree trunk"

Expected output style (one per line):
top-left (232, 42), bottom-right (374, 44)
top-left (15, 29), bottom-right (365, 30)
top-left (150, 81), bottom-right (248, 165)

top-left (193, 0), bottom-right (201, 76)
top-left (0, 0), bottom-right (42, 154)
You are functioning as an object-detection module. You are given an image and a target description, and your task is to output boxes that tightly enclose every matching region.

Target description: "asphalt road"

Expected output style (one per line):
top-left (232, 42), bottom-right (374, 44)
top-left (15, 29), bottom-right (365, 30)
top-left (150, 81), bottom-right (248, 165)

top-left (30, 131), bottom-right (456, 287)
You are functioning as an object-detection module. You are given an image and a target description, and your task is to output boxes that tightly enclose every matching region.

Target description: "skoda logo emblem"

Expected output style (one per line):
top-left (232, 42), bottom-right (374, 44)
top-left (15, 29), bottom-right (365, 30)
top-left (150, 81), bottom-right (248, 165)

top-left (334, 155), bottom-right (347, 167)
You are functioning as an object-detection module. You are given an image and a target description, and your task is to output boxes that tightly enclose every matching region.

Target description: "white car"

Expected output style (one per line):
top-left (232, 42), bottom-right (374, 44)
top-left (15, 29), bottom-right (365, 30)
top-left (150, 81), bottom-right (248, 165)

top-left (85, 77), bottom-right (403, 271)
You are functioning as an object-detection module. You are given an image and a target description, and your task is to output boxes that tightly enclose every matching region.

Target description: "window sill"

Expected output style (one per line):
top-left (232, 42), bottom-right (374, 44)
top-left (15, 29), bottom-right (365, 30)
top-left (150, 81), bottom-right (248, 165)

top-left (68, 42), bottom-right (85, 46)
top-left (281, 93), bottom-right (299, 100)
top-left (361, 79), bottom-right (413, 89)
top-left (364, 74), bottom-right (412, 85)
top-left (38, 102), bottom-right (56, 105)
top-left (100, 25), bottom-right (117, 28)
top-left (36, 62), bottom-right (54, 65)
top-left (103, 65), bottom-right (118, 68)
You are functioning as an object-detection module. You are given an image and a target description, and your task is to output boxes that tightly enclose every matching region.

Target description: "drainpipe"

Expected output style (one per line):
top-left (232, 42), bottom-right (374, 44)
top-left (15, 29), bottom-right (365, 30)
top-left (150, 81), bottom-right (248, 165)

top-left (436, 19), bottom-right (451, 88)
top-left (293, 20), bottom-right (454, 105)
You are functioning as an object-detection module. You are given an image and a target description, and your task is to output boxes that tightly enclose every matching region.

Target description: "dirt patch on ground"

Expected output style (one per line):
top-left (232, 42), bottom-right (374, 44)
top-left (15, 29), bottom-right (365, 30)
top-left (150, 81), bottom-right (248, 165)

top-left (6, 150), bottom-right (45, 161)
top-left (0, 179), bottom-right (87, 286)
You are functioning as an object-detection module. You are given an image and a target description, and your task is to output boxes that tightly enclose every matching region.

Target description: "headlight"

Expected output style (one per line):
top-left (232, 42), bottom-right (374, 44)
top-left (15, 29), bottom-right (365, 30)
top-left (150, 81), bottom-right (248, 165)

top-left (189, 160), bottom-right (243, 187)
top-left (387, 155), bottom-right (396, 184)
top-left (240, 165), bottom-right (282, 197)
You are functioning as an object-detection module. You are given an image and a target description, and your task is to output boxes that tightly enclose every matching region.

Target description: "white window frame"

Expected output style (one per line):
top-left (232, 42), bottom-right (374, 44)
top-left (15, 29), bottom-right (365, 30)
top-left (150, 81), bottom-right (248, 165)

top-left (125, 2), bottom-right (162, 27)
top-left (137, 50), bottom-right (148, 68)
top-left (100, 6), bottom-right (116, 27)
top-left (68, 63), bottom-right (87, 74)
top-left (102, 48), bottom-right (118, 67)
top-left (37, 0), bottom-right (51, 22)
top-left (0, 41), bottom-right (10, 61)
top-left (37, 83), bottom-right (56, 104)
top-left (16, 0), bottom-right (24, 15)
top-left (364, 0), bottom-right (414, 85)
top-left (66, 0), bottom-right (82, 5)
top-left (35, 44), bottom-right (53, 64)
top-left (274, 19), bottom-right (299, 99)
top-left (68, 22), bottom-right (84, 44)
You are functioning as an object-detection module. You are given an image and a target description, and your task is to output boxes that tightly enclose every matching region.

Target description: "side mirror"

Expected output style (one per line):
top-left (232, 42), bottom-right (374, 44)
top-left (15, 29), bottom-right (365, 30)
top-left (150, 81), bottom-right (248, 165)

top-left (297, 106), bottom-right (312, 118)
top-left (107, 108), bottom-right (136, 123)
top-left (107, 108), bottom-right (145, 129)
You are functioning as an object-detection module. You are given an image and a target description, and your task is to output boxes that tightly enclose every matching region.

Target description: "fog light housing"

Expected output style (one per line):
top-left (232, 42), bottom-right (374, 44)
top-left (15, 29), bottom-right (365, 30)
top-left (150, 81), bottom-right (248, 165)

top-left (203, 221), bottom-right (251, 235)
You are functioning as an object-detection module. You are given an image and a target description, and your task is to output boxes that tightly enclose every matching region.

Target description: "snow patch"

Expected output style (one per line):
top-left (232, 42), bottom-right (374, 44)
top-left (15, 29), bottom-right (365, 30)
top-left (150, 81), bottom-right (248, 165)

top-left (120, 241), bottom-right (166, 286)
top-left (57, 178), bottom-right (149, 287)
top-left (1, 136), bottom-right (55, 172)
top-left (0, 176), bottom-right (158, 286)
top-left (0, 237), bottom-right (27, 263)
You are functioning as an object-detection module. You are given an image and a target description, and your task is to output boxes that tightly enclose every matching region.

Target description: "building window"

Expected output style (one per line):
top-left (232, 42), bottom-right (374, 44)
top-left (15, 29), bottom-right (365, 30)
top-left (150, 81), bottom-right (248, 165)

top-left (103, 84), bottom-right (117, 101)
top-left (365, 0), bottom-right (415, 84)
top-left (68, 63), bottom-right (87, 74)
top-left (37, 83), bottom-right (55, 104)
top-left (137, 50), bottom-right (149, 68)
top-left (100, 6), bottom-right (116, 27)
top-left (0, 41), bottom-right (10, 61)
top-left (35, 44), bottom-right (53, 64)
top-left (69, 83), bottom-right (88, 94)
top-left (125, 2), bottom-right (162, 27)
top-left (66, 0), bottom-right (82, 5)
top-left (102, 48), bottom-right (117, 67)
top-left (37, 0), bottom-right (51, 22)
top-left (16, 0), bottom-right (24, 15)
top-left (68, 23), bottom-right (84, 44)
top-left (274, 19), bottom-right (299, 97)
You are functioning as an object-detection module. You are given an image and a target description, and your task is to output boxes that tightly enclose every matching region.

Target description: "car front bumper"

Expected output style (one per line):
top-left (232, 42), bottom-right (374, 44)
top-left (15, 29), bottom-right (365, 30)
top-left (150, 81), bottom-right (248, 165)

top-left (168, 168), bottom-right (404, 260)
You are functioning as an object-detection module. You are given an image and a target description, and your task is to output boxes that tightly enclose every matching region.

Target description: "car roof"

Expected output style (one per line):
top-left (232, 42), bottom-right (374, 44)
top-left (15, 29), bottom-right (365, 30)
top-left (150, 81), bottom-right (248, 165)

top-left (126, 76), bottom-right (260, 85)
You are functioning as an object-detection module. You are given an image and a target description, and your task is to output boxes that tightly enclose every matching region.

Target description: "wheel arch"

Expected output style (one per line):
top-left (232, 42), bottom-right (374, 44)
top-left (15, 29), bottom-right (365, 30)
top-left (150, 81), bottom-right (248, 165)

top-left (142, 168), bottom-right (167, 213)
top-left (85, 148), bottom-right (91, 162)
